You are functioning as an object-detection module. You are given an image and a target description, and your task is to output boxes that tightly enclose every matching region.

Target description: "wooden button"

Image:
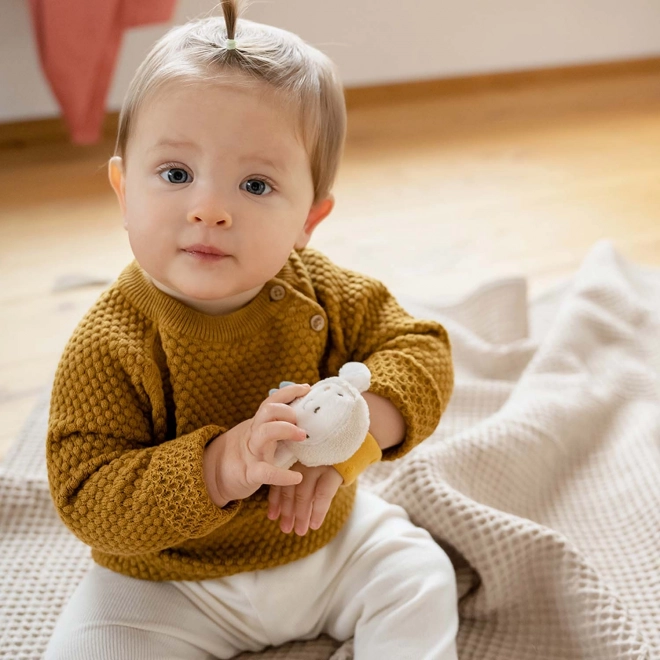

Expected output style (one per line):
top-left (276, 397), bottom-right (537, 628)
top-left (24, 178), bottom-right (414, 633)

top-left (269, 285), bottom-right (286, 301)
top-left (310, 314), bottom-right (325, 331)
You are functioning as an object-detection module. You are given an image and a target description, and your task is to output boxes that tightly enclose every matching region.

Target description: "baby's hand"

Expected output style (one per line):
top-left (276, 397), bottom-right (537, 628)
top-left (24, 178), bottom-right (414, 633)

top-left (268, 463), bottom-right (344, 536)
top-left (203, 383), bottom-right (310, 507)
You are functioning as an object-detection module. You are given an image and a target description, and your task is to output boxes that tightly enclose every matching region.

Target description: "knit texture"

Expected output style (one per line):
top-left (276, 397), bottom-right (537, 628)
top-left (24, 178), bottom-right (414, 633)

top-left (46, 248), bottom-right (453, 581)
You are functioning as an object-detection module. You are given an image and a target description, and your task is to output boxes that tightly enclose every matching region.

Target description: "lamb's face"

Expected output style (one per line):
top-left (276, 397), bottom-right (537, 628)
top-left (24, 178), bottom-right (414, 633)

top-left (290, 378), bottom-right (358, 446)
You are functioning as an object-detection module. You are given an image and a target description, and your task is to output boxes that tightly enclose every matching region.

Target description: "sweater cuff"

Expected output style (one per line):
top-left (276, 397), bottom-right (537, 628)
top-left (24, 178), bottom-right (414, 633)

top-left (332, 432), bottom-right (382, 486)
top-left (149, 425), bottom-right (241, 538)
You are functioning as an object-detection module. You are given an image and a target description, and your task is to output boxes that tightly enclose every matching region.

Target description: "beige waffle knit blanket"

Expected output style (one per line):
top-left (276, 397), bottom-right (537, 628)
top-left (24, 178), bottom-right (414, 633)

top-left (1, 241), bottom-right (658, 659)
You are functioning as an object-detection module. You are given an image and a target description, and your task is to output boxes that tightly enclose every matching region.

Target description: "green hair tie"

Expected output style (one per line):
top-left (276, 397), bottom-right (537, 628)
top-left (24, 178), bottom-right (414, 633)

top-left (226, 39), bottom-right (237, 50)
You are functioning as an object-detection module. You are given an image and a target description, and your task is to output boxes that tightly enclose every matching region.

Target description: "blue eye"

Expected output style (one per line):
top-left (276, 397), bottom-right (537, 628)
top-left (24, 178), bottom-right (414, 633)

top-left (241, 179), bottom-right (273, 196)
top-left (159, 168), bottom-right (191, 184)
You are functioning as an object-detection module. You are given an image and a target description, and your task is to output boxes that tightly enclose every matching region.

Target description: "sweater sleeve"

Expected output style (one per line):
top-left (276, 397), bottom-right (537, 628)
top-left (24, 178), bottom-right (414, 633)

top-left (305, 250), bottom-right (454, 461)
top-left (353, 279), bottom-right (454, 460)
top-left (47, 325), bottom-right (240, 557)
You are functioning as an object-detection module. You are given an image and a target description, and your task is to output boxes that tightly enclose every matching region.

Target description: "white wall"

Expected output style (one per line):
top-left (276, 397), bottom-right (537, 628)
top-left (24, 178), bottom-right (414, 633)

top-left (4, 0), bottom-right (660, 123)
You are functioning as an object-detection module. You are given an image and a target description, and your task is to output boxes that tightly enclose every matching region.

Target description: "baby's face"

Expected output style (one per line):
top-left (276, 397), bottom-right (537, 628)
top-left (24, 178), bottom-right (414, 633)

top-left (111, 78), bottom-right (328, 314)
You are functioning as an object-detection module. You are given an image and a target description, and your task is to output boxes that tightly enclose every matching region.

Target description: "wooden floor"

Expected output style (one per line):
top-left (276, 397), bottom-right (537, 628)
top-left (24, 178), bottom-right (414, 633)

top-left (2, 64), bottom-right (660, 460)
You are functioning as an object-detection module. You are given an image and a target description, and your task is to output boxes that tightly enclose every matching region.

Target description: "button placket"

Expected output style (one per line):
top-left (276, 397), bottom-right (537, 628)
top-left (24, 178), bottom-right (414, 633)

top-left (310, 314), bottom-right (325, 332)
top-left (269, 285), bottom-right (286, 301)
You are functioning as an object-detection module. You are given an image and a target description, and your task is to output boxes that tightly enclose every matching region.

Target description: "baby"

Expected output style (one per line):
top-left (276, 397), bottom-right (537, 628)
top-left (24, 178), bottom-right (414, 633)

top-left (44, 2), bottom-right (458, 658)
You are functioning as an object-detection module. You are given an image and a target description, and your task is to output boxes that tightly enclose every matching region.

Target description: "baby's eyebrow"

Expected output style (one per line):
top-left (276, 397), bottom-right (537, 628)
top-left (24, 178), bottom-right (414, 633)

top-left (148, 140), bottom-right (288, 173)
top-left (239, 154), bottom-right (287, 173)
top-left (149, 138), bottom-right (199, 152)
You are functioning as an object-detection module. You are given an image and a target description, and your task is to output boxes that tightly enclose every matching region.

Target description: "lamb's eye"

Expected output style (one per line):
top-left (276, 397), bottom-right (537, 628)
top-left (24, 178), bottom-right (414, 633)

top-left (314, 407), bottom-right (320, 413)
top-left (337, 393), bottom-right (344, 397)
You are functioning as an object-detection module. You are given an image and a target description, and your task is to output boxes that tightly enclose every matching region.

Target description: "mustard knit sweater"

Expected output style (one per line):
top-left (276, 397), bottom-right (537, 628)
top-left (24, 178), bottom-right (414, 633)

top-left (47, 248), bottom-right (453, 581)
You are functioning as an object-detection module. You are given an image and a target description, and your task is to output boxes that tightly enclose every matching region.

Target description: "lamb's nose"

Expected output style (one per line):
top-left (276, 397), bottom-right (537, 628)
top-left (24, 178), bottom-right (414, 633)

top-left (314, 407), bottom-right (320, 414)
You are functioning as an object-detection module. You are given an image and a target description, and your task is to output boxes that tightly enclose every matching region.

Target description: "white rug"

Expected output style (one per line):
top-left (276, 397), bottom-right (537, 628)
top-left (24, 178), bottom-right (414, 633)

top-left (1, 240), bottom-right (658, 659)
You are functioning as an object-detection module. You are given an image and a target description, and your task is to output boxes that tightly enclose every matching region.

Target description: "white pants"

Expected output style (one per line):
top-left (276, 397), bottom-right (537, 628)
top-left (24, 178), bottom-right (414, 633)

top-left (45, 490), bottom-right (458, 660)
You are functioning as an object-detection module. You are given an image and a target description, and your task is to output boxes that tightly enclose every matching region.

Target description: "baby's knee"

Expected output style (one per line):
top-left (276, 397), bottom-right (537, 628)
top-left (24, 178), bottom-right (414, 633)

top-left (45, 624), bottom-right (136, 660)
top-left (44, 627), bottom-right (94, 660)
top-left (352, 541), bottom-right (459, 659)
top-left (396, 542), bottom-right (457, 605)
top-left (45, 624), bottom-right (210, 660)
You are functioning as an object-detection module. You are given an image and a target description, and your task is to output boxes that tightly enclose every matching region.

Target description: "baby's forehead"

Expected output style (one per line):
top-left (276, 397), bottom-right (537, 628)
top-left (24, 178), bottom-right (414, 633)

top-left (153, 73), bottom-right (281, 103)
top-left (130, 77), bottom-right (307, 158)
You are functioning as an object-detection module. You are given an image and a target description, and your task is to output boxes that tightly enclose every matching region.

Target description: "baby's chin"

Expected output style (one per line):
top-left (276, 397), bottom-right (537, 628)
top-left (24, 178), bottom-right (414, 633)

top-left (144, 267), bottom-right (264, 313)
top-left (171, 282), bottom-right (264, 315)
top-left (147, 273), bottom-right (215, 304)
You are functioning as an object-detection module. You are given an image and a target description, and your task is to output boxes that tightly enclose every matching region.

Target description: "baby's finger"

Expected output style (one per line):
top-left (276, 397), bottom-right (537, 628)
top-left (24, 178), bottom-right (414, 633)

top-left (255, 401), bottom-right (297, 426)
top-left (294, 493), bottom-right (313, 536)
top-left (267, 381), bottom-right (295, 395)
top-left (291, 472), bottom-right (317, 536)
top-left (247, 462), bottom-right (303, 488)
top-left (278, 484), bottom-right (297, 534)
top-left (249, 421), bottom-right (305, 455)
top-left (268, 486), bottom-right (281, 520)
top-left (309, 497), bottom-right (331, 531)
top-left (309, 473), bottom-right (341, 530)
top-left (267, 383), bottom-right (310, 405)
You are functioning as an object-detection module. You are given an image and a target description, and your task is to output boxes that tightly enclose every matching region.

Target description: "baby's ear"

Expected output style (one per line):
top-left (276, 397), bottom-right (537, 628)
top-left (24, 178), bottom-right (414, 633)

top-left (295, 196), bottom-right (334, 249)
top-left (108, 156), bottom-right (127, 222)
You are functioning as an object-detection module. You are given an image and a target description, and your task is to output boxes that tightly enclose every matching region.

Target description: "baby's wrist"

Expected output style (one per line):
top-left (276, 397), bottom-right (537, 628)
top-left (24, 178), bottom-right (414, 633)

top-left (361, 391), bottom-right (406, 449)
top-left (202, 432), bottom-right (232, 508)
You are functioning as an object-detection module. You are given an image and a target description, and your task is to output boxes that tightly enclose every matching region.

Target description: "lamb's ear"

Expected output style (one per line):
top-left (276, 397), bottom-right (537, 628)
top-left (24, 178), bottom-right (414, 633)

top-left (338, 362), bottom-right (371, 393)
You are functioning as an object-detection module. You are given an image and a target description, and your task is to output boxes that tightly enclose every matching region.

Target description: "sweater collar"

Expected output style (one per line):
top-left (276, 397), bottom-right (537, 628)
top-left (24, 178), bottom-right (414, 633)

top-left (117, 259), bottom-right (299, 343)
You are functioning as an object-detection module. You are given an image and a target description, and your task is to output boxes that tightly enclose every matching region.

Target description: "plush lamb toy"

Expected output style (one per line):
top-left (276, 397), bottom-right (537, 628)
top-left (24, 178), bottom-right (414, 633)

top-left (271, 362), bottom-right (371, 469)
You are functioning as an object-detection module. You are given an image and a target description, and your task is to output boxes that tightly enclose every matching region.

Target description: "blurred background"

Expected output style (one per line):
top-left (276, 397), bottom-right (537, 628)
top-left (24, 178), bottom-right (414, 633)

top-left (2, 0), bottom-right (660, 458)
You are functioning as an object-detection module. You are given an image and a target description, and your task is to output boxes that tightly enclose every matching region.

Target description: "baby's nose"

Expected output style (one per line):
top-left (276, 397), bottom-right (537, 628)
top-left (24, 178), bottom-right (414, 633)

top-left (187, 211), bottom-right (232, 227)
top-left (187, 201), bottom-right (232, 227)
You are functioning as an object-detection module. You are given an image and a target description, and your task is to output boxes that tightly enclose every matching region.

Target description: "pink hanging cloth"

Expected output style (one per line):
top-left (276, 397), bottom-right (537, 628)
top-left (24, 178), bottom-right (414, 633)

top-left (28, 0), bottom-right (178, 144)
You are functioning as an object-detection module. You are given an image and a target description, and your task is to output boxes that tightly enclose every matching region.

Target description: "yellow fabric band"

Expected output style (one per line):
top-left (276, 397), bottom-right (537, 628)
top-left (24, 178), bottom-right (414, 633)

top-left (332, 431), bottom-right (382, 486)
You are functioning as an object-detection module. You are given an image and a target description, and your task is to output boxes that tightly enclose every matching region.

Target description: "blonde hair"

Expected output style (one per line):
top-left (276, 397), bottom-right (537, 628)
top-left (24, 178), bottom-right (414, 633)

top-left (115, 0), bottom-right (346, 203)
